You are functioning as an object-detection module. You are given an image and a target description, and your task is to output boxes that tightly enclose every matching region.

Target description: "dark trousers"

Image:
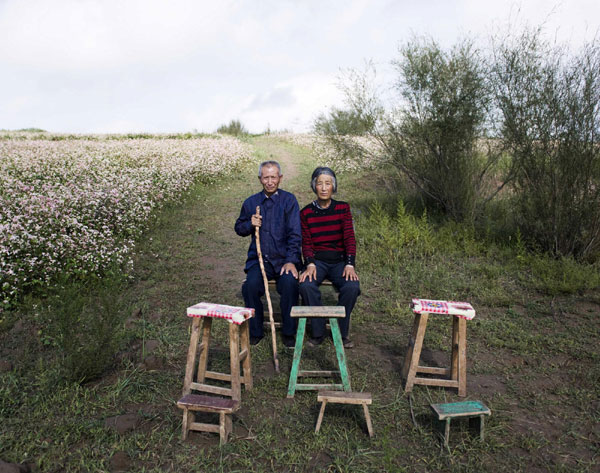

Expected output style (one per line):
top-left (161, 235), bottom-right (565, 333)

top-left (298, 260), bottom-right (360, 339)
top-left (242, 262), bottom-right (298, 338)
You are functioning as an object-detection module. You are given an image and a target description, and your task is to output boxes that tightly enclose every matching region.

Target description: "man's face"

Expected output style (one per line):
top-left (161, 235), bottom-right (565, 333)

top-left (259, 165), bottom-right (282, 196)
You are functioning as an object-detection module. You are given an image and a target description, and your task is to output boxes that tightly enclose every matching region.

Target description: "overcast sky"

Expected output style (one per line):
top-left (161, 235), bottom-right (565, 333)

top-left (1, 0), bottom-right (598, 134)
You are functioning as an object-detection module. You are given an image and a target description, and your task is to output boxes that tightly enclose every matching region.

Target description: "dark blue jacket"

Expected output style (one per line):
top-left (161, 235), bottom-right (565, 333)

top-left (235, 189), bottom-right (301, 273)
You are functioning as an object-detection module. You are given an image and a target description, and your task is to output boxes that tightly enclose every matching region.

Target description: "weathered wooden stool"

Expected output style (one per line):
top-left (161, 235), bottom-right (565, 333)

top-left (182, 302), bottom-right (254, 402)
top-left (402, 299), bottom-right (476, 397)
top-left (315, 391), bottom-right (374, 437)
top-left (430, 400), bottom-right (491, 447)
top-left (177, 393), bottom-right (240, 444)
top-left (287, 306), bottom-right (351, 398)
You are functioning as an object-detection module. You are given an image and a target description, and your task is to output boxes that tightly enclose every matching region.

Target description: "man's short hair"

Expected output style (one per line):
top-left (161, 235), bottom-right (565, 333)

top-left (258, 160), bottom-right (282, 177)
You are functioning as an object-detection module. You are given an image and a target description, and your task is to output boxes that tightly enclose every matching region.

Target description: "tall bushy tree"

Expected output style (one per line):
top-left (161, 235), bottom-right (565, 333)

top-left (390, 38), bottom-right (506, 221)
top-left (493, 29), bottom-right (600, 260)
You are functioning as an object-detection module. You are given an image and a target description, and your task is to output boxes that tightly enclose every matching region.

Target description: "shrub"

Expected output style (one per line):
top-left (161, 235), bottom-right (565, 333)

top-left (217, 119), bottom-right (248, 136)
top-left (492, 28), bottom-right (600, 260)
top-left (42, 273), bottom-right (126, 383)
top-left (314, 107), bottom-right (375, 136)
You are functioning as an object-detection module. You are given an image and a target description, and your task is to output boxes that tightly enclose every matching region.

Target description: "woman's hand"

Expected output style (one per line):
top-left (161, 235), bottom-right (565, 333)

top-left (343, 265), bottom-right (359, 281)
top-left (299, 264), bottom-right (317, 283)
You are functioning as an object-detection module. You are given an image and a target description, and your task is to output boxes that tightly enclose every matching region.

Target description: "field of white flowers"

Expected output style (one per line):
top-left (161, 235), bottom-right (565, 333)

top-left (0, 134), bottom-right (252, 309)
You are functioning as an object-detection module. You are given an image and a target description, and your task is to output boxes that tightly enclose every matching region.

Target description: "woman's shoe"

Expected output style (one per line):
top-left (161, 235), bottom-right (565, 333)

top-left (342, 338), bottom-right (354, 349)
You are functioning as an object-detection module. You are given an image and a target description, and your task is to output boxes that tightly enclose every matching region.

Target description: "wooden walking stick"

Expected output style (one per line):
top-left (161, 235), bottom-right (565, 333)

top-left (254, 206), bottom-right (280, 373)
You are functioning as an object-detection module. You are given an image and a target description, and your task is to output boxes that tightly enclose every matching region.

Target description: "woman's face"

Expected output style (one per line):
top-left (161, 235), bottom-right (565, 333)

top-left (315, 174), bottom-right (334, 201)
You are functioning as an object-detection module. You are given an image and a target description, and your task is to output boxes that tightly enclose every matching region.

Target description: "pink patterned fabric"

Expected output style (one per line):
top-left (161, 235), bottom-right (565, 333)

top-left (411, 299), bottom-right (476, 320)
top-left (187, 302), bottom-right (254, 325)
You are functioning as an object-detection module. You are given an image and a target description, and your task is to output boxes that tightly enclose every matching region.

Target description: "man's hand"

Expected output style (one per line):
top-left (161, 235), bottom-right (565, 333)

top-left (251, 213), bottom-right (262, 228)
top-left (280, 262), bottom-right (298, 279)
top-left (343, 265), bottom-right (359, 281)
top-left (299, 263), bottom-right (316, 283)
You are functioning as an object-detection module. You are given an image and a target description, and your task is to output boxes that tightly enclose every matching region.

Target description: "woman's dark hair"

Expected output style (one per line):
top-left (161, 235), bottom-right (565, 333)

top-left (311, 166), bottom-right (337, 194)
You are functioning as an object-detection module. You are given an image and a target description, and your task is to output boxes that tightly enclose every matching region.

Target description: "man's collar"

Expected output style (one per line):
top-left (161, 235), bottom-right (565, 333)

top-left (262, 190), bottom-right (280, 200)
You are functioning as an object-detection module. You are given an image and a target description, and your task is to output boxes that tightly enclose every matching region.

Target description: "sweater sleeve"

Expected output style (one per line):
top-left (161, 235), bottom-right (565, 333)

top-left (342, 204), bottom-right (356, 266)
top-left (300, 207), bottom-right (316, 265)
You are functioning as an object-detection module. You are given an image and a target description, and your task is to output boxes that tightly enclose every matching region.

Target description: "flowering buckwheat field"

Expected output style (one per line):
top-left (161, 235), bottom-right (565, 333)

top-left (0, 134), bottom-right (251, 310)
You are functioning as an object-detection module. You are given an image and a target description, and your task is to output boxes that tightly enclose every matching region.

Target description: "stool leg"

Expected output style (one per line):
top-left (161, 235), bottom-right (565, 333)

top-left (181, 409), bottom-right (187, 440)
top-left (240, 319), bottom-right (253, 390)
top-left (315, 401), bottom-right (327, 433)
top-left (196, 317), bottom-right (212, 385)
top-left (287, 318), bottom-right (306, 398)
top-left (444, 418), bottom-right (451, 448)
top-left (330, 318), bottom-right (351, 392)
top-left (219, 412), bottom-right (227, 445)
top-left (458, 318), bottom-right (467, 397)
top-left (181, 409), bottom-right (193, 441)
top-left (404, 313), bottom-right (428, 393)
top-left (229, 323), bottom-right (241, 402)
top-left (401, 313), bottom-right (422, 380)
top-left (362, 404), bottom-right (374, 438)
top-left (183, 318), bottom-right (202, 395)
top-left (451, 316), bottom-right (459, 382)
top-left (479, 415), bottom-right (485, 441)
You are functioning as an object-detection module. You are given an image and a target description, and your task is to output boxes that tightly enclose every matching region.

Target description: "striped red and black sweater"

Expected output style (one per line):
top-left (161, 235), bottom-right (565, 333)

top-left (300, 199), bottom-right (356, 267)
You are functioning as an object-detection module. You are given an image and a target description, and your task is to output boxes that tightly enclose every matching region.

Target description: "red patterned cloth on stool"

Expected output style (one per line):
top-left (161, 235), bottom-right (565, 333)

top-left (187, 302), bottom-right (255, 325)
top-left (411, 299), bottom-right (476, 320)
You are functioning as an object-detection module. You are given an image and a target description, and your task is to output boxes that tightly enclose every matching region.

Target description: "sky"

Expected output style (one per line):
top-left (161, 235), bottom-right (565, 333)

top-left (0, 0), bottom-right (598, 134)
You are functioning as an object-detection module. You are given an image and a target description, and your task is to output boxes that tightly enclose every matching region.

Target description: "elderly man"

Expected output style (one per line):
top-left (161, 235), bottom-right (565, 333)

top-left (235, 160), bottom-right (301, 347)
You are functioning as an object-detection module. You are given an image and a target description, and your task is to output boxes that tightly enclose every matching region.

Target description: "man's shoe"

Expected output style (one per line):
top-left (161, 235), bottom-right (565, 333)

top-left (307, 336), bottom-right (324, 347)
top-left (342, 337), bottom-right (354, 349)
top-left (250, 336), bottom-right (263, 346)
top-left (282, 335), bottom-right (296, 348)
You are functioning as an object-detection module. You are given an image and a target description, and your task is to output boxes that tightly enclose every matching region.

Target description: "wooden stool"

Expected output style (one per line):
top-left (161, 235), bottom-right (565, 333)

top-left (430, 400), bottom-right (491, 447)
top-left (402, 299), bottom-right (476, 397)
top-left (183, 302), bottom-right (254, 402)
top-left (177, 394), bottom-right (240, 444)
top-left (315, 391), bottom-right (374, 437)
top-left (287, 306), bottom-right (351, 398)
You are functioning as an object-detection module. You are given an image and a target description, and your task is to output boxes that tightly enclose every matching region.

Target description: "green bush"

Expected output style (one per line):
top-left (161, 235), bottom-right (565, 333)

top-left (42, 274), bottom-right (127, 383)
top-left (314, 106), bottom-right (374, 135)
top-left (217, 119), bottom-right (248, 136)
top-left (492, 28), bottom-right (600, 261)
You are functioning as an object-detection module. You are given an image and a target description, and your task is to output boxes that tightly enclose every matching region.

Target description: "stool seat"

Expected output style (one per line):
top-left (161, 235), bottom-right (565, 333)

top-left (430, 400), bottom-right (491, 447)
top-left (402, 299), bottom-right (475, 397)
top-left (315, 391), bottom-right (374, 437)
top-left (287, 306), bottom-right (351, 398)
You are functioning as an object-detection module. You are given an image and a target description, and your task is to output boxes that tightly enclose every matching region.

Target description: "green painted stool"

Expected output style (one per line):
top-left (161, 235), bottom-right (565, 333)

top-left (430, 400), bottom-right (491, 447)
top-left (287, 306), bottom-right (351, 398)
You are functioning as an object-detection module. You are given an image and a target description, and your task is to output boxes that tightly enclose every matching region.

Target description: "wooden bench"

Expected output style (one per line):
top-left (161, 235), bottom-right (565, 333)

top-left (430, 400), bottom-right (491, 447)
top-left (315, 391), bottom-right (373, 437)
top-left (177, 393), bottom-right (240, 444)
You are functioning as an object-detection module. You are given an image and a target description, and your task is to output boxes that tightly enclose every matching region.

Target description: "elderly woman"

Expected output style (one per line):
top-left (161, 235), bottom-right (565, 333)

top-left (299, 167), bottom-right (360, 348)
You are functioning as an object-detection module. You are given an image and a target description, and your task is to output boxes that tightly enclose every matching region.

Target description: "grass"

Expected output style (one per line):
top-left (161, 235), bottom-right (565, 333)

top-left (1, 135), bottom-right (599, 472)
